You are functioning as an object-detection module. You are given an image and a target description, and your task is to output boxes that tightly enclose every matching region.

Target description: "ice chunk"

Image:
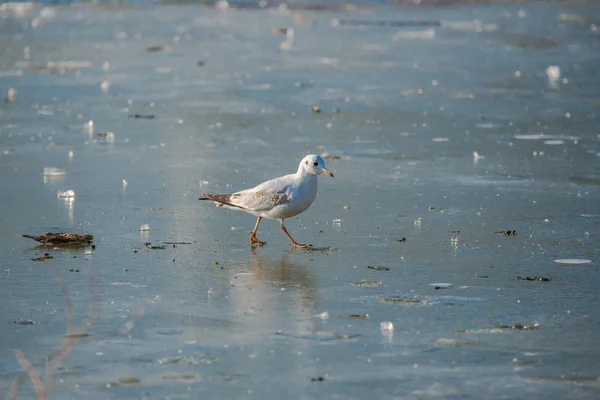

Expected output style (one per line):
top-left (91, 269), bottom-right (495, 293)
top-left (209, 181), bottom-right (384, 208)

top-left (546, 65), bottom-right (560, 88)
top-left (44, 167), bottom-right (67, 176)
top-left (393, 28), bottom-right (436, 41)
top-left (514, 134), bottom-right (579, 141)
top-left (39, 7), bottom-right (56, 19)
top-left (430, 283), bottom-right (453, 289)
top-left (554, 259), bottom-right (591, 265)
top-left (544, 140), bottom-right (563, 145)
top-left (317, 311), bottom-right (329, 320)
top-left (556, 13), bottom-right (583, 22)
top-left (0, 2), bottom-right (35, 16)
top-left (57, 189), bottom-right (75, 198)
top-left (140, 224), bottom-right (150, 232)
top-left (100, 80), bottom-right (110, 92)
top-left (215, 0), bottom-right (229, 10)
top-left (546, 65), bottom-right (560, 80)
top-left (8, 88), bottom-right (17, 101)
top-left (46, 61), bottom-right (92, 69)
top-left (380, 322), bottom-right (394, 336)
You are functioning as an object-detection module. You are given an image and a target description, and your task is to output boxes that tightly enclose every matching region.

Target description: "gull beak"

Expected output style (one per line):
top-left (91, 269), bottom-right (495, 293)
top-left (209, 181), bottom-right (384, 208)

top-left (322, 168), bottom-right (334, 178)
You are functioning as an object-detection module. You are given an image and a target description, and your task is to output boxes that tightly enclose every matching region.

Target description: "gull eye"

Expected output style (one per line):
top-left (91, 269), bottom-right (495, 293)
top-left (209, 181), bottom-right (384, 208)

top-left (313, 161), bottom-right (319, 166)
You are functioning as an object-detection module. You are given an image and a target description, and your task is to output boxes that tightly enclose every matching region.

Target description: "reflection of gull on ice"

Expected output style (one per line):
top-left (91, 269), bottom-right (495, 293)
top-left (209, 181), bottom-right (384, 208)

top-left (224, 249), bottom-right (317, 345)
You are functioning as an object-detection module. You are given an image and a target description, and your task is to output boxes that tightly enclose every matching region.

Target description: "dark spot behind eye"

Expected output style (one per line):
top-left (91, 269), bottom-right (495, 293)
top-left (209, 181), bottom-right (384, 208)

top-left (313, 161), bottom-right (319, 166)
top-left (305, 160), bottom-right (308, 165)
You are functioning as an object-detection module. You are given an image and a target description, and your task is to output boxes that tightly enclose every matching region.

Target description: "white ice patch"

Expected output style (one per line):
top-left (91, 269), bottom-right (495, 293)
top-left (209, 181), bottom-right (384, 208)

top-left (44, 167), bottom-right (67, 176)
top-left (554, 259), bottom-right (592, 265)
top-left (544, 140), bottom-right (564, 145)
top-left (430, 283), bottom-right (453, 288)
top-left (514, 134), bottom-right (579, 141)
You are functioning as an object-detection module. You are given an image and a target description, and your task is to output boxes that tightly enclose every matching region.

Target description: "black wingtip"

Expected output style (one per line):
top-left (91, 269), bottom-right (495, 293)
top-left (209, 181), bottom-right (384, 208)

top-left (198, 197), bottom-right (209, 201)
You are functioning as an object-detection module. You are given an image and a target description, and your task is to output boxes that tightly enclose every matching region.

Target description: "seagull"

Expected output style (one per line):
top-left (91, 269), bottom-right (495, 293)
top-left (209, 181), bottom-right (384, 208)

top-left (199, 154), bottom-right (334, 249)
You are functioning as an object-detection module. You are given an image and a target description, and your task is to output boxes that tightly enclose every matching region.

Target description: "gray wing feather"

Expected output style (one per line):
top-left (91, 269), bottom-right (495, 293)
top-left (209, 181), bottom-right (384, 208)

top-left (228, 176), bottom-right (294, 212)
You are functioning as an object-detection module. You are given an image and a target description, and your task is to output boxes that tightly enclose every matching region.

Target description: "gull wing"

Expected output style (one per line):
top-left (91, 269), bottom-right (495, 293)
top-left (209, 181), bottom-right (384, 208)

top-left (202, 174), bottom-right (294, 212)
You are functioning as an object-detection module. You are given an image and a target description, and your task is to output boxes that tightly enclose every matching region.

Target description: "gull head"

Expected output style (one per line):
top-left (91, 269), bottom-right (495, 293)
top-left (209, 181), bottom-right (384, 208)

top-left (300, 154), bottom-right (334, 177)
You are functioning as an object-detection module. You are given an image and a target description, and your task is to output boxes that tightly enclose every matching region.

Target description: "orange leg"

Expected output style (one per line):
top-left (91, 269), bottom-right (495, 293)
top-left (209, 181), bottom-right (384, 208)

top-left (280, 220), bottom-right (309, 249)
top-left (249, 216), bottom-right (266, 246)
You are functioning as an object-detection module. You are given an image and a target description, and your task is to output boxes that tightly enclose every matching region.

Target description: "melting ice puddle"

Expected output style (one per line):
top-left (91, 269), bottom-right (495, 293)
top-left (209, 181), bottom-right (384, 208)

top-left (554, 259), bottom-right (592, 265)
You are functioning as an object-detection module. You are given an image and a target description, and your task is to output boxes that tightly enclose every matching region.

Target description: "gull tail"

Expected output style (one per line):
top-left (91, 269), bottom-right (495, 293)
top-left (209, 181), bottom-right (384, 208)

top-left (199, 193), bottom-right (244, 210)
top-left (199, 193), bottom-right (230, 202)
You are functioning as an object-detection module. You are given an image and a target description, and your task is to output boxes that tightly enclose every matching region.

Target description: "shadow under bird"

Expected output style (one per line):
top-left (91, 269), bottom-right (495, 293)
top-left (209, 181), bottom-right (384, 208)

top-left (199, 154), bottom-right (334, 249)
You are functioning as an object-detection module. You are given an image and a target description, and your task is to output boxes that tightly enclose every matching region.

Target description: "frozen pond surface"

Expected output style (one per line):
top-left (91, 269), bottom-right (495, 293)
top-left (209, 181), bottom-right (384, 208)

top-left (1, 1), bottom-right (599, 399)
